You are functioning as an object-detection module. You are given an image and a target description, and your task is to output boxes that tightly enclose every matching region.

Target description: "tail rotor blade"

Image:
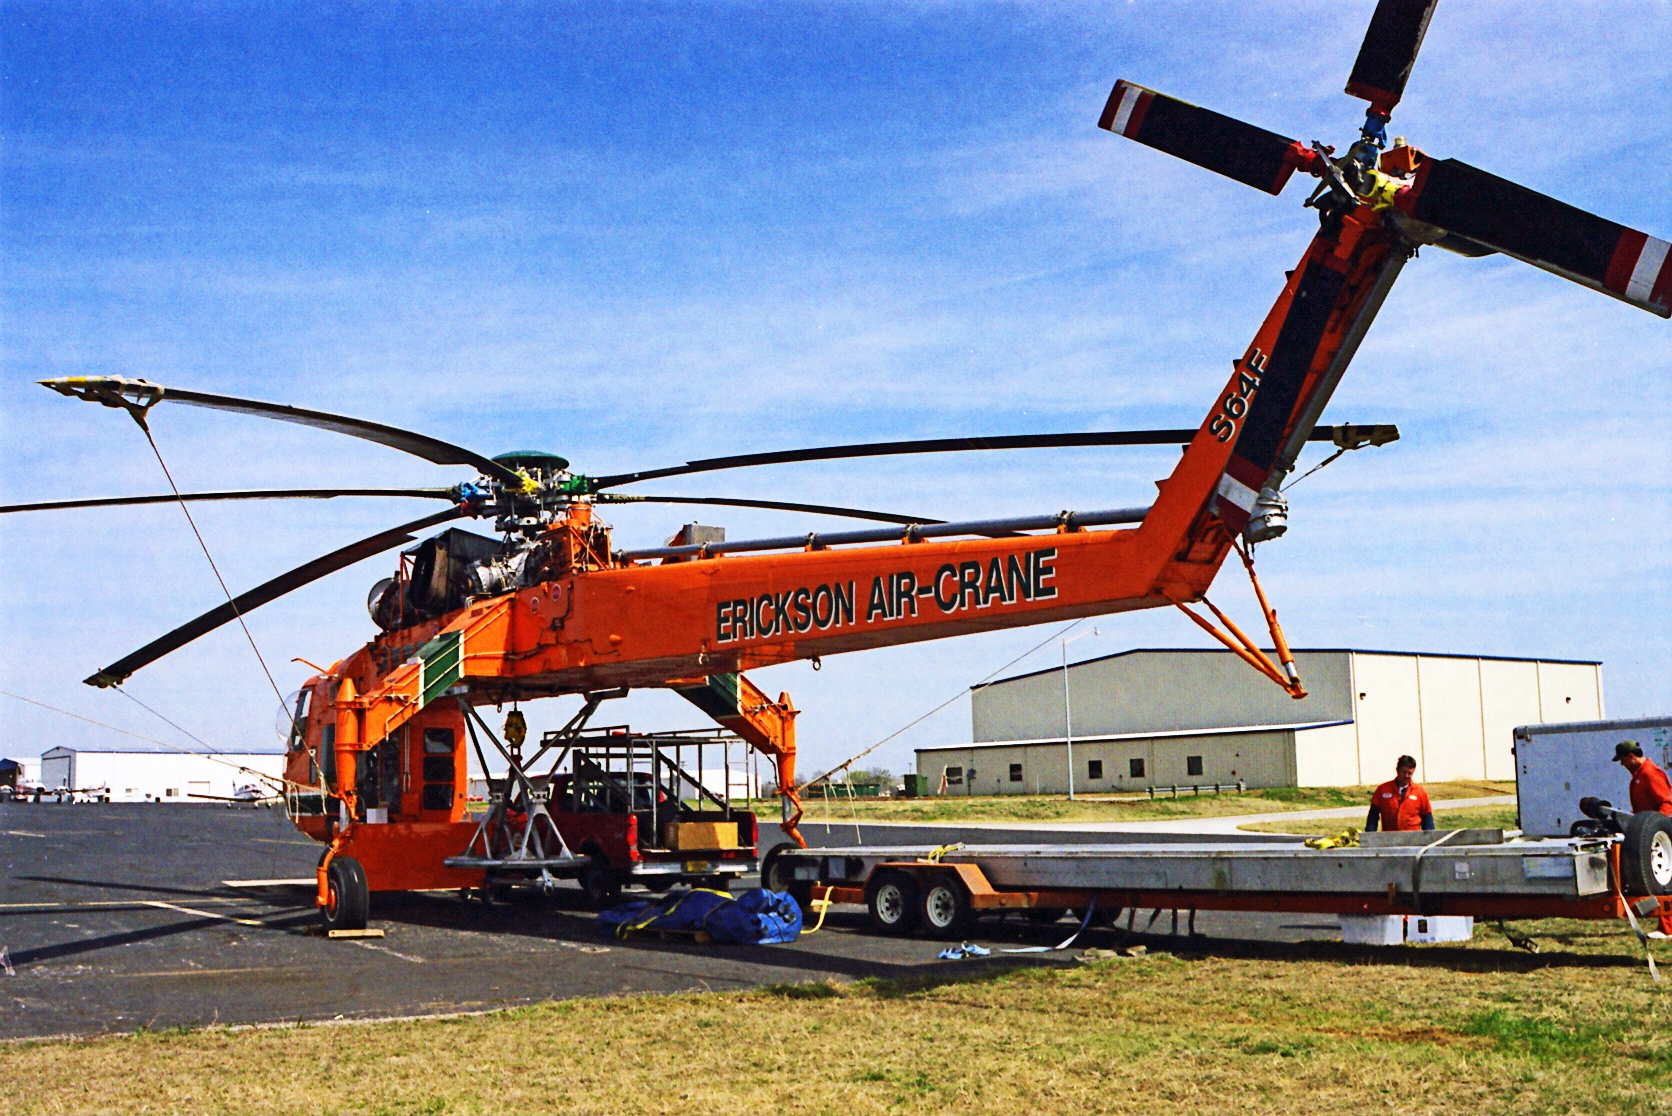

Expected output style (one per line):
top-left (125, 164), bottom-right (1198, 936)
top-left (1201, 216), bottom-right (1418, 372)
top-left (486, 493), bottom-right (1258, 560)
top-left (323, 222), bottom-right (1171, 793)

top-left (1345, 0), bottom-right (1441, 115)
top-left (1401, 157), bottom-right (1671, 317)
top-left (83, 507), bottom-right (465, 688)
top-left (1099, 80), bottom-right (1302, 196)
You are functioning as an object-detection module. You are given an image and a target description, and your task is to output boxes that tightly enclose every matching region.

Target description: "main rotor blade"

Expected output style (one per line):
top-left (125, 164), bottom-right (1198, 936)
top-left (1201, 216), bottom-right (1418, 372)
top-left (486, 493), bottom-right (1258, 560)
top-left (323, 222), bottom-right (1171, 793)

top-left (1402, 158), bottom-right (1671, 317)
top-left (1345, 0), bottom-right (1441, 115)
top-left (1098, 80), bottom-right (1302, 196)
top-left (0, 488), bottom-right (454, 515)
top-left (596, 494), bottom-right (944, 526)
top-left (590, 425), bottom-right (1391, 490)
top-left (39, 377), bottom-right (525, 488)
top-left (83, 507), bottom-right (466, 689)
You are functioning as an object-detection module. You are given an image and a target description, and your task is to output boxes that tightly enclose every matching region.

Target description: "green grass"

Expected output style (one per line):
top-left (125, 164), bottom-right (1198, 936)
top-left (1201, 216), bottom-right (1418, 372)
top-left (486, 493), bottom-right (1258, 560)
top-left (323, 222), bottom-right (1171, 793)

top-left (797, 781), bottom-right (1514, 826)
top-left (5, 917), bottom-right (1667, 1115)
top-left (1241, 802), bottom-right (1522, 836)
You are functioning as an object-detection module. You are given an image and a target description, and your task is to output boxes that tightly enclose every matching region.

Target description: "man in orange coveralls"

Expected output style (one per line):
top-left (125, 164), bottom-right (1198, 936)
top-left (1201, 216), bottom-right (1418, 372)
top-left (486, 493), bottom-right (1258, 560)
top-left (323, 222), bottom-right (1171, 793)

top-left (1615, 740), bottom-right (1672, 939)
top-left (1365, 755), bottom-right (1433, 832)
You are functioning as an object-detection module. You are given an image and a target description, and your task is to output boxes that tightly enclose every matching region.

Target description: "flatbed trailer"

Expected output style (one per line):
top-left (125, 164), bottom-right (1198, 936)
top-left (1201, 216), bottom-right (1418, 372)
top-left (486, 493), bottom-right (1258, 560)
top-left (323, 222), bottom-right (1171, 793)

top-left (761, 828), bottom-right (1672, 940)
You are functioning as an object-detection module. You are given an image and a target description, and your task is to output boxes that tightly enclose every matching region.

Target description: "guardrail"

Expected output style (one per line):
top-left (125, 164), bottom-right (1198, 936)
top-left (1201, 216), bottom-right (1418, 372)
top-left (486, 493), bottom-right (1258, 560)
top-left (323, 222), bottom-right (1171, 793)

top-left (1147, 781), bottom-right (1245, 799)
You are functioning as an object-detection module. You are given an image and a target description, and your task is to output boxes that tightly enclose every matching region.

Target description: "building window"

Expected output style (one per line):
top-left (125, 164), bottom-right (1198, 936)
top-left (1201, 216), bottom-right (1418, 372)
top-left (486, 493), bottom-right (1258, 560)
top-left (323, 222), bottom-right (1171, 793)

top-left (1187, 755), bottom-right (1204, 777)
top-left (1008, 763), bottom-right (1023, 783)
top-left (944, 766), bottom-right (964, 786)
top-left (1087, 760), bottom-right (1104, 780)
top-left (1128, 758), bottom-right (1145, 779)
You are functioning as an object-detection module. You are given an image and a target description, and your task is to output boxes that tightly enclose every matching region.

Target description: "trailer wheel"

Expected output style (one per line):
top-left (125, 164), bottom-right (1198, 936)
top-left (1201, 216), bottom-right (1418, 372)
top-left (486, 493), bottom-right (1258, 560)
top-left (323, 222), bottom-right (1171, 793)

top-left (580, 858), bottom-right (622, 909)
top-left (1621, 812), bottom-right (1672, 896)
top-left (865, 870), bottom-right (919, 935)
top-left (918, 873), bottom-right (973, 939)
top-left (322, 856), bottom-right (369, 932)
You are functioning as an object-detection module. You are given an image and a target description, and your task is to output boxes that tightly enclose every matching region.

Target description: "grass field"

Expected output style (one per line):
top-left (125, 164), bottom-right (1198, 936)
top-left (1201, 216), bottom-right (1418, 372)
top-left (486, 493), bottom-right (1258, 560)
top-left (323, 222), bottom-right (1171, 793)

top-left (5, 919), bottom-right (1666, 1115)
top-left (794, 781), bottom-right (1515, 825)
top-left (1240, 802), bottom-right (1523, 836)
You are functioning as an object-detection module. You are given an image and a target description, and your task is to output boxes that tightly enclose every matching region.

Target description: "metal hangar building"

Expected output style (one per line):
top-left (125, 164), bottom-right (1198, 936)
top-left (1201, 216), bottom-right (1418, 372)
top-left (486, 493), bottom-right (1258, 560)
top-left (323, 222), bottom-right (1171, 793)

top-left (916, 648), bottom-right (1602, 795)
top-left (38, 741), bottom-right (286, 802)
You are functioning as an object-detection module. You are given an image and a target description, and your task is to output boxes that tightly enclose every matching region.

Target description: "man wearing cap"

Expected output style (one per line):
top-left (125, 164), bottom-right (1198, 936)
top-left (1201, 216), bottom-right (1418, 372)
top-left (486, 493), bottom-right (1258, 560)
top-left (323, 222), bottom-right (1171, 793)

top-left (1366, 755), bottom-right (1434, 832)
top-left (1614, 741), bottom-right (1672, 939)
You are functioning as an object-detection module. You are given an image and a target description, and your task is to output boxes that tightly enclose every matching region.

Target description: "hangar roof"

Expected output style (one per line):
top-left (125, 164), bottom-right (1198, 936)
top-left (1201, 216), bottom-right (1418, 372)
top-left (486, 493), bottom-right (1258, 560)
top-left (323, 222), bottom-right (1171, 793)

top-left (976, 647), bottom-right (1601, 690)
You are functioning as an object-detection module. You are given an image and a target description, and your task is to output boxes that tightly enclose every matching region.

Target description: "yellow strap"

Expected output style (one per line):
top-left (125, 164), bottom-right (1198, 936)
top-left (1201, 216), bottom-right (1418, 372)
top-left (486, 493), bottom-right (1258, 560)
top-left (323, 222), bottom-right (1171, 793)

top-left (800, 884), bottom-right (833, 935)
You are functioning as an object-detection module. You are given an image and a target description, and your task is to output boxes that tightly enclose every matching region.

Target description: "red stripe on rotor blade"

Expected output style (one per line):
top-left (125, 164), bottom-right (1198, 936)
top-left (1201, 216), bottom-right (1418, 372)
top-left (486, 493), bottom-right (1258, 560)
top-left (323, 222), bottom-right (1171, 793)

top-left (1604, 229), bottom-right (1648, 295)
top-left (1124, 90), bottom-right (1153, 138)
top-left (1097, 82), bottom-right (1127, 131)
top-left (1651, 251), bottom-right (1672, 314)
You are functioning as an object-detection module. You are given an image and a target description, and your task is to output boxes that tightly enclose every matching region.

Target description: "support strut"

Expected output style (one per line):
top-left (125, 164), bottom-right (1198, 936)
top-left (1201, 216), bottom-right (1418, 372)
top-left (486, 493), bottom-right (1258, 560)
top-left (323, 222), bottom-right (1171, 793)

top-left (1171, 540), bottom-right (1306, 700)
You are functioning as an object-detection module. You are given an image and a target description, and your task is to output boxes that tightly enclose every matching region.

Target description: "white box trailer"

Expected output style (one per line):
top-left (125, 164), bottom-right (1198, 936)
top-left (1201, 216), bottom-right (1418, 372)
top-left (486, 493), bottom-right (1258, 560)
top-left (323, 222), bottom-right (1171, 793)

top-left (1514, 716), bottom-right (1672, 837)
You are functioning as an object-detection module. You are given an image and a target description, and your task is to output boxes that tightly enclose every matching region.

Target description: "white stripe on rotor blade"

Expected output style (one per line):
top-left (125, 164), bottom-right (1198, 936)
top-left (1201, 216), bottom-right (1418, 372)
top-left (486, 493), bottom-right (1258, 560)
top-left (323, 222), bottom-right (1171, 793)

top-left (1627, 236), bottom-right (1669, 304)
top-left (1111, 85), bottom-right (1139, 136)
top-left (1216, 473), bottom-right (1259, 513)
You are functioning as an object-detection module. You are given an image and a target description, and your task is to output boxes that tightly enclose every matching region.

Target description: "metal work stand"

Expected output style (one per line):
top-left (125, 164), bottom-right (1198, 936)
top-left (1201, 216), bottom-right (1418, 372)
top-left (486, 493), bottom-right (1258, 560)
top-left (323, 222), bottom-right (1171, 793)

top-left (443, 695), bottom-right (618, 892)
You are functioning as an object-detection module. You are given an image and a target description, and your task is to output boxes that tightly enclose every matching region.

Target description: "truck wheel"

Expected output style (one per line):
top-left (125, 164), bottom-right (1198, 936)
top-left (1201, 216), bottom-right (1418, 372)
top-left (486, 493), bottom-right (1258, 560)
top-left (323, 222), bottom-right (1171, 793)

top-left (918, 873), bottom-right (974, 939)
top-left (865, 870), bottom-right (919, 935)
top-left (759, 844), bottom-right (812, 909)
top-left (1621, 812), bottom-right (1672, 896)
top-left (322, 856), bottom-right (369, 932)
top-left (580, 858), bottom-right (621, 909)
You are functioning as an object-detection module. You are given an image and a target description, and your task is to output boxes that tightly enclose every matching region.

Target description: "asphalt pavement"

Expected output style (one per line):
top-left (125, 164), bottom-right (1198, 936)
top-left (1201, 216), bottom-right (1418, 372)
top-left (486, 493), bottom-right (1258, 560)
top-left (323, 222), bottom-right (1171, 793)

top-left (2, 802), bottom-right (1355, 1041)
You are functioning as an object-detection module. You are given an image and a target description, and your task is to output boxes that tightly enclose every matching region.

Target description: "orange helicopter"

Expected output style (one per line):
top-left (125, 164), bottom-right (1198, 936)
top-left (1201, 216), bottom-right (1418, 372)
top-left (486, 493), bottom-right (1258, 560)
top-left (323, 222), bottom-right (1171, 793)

top-left (10, 0), bottom-right (1666, 929)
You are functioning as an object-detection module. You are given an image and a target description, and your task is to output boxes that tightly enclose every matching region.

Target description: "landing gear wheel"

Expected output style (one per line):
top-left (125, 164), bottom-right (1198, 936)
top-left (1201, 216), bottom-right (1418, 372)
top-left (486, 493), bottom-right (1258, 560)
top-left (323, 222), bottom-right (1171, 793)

top-left (918, 873), bottom-right (974, 940)
top-left (580, 858), bottom-right (622, 909)
top-left (322, 856), bottom-right (368, 932)
top-left (865, 870), bottom-right (919, 935)
top-left (1622, 812), bottom-right (1672, 896)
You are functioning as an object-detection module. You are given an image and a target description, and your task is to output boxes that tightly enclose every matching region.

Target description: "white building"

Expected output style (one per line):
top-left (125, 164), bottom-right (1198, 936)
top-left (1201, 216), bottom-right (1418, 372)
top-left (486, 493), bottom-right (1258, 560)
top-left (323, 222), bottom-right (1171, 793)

top-left (916, 648), bottom-right (1603, 794)
top-left (39, 743), bottom-right (286, 802)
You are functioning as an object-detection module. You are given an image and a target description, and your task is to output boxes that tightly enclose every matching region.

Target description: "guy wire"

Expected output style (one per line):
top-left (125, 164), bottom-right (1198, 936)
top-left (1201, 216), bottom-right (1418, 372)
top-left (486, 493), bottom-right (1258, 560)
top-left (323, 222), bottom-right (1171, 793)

top-left (138, 425), bottom-right (290, 712)
top-left (802, 617), bottom-right (1086, 791)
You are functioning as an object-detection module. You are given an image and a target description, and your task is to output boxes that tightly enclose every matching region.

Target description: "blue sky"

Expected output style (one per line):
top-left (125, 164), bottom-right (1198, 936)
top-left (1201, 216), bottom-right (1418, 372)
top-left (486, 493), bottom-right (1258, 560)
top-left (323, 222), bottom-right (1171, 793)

top-left (3, 1), bottom-right (1669, 780)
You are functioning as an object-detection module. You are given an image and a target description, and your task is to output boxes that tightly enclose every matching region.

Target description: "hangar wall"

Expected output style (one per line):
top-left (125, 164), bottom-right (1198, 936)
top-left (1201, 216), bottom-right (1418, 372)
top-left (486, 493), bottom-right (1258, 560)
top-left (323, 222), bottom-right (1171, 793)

top-left (932, 648), bottom-right (1603, 793)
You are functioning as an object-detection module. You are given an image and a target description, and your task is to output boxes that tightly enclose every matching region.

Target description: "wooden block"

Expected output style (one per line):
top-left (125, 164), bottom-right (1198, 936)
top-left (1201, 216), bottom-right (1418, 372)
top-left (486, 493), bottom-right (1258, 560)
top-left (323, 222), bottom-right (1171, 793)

top-left (663, 821), bottom-right (739, 851)
top-left (326, 928), bottom-right (386, 939)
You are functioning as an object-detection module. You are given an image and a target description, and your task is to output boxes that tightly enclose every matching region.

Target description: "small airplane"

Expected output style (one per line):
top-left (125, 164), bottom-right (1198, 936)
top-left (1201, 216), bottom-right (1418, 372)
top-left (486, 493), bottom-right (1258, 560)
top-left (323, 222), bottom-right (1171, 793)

top-left (186, 783), bottom-right (282, 808)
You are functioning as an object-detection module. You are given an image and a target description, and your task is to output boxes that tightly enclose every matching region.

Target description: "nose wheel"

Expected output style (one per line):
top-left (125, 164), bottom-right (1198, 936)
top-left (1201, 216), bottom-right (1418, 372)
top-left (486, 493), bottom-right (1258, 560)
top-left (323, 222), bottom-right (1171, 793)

top-left (322, 856), bottom-right (369, 932)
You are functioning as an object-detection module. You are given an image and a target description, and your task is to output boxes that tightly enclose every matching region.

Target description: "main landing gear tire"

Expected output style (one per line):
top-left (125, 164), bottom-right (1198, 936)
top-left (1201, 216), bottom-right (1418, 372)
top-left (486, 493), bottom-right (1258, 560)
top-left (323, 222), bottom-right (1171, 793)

top-left (580, 858), bottom-right (622, 909)
top-left (865, 870), bottom-right (919, 935)
top-left (919, 873), bottom-right (974, 940)
top-left (322, 856), bottom-right (369, 932)
top-left (1621, 812), bottom-right (1672, 896)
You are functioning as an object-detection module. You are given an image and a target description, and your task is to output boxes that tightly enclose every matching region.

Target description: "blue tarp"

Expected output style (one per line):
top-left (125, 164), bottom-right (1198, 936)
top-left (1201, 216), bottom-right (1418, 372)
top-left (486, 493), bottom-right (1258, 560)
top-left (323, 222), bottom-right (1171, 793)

top-left (595, 887), bottom-right (802, 944)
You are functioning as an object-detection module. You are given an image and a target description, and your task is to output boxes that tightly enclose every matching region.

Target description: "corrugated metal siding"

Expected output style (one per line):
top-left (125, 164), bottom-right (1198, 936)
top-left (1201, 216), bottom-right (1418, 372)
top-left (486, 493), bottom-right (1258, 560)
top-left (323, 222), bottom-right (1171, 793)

top-left (1417, 656), bottom-right (1488, 782)
top-left (972, 650), bottom-right (1353, 742)
top-left (1349, 653), bottom-right (1423, 781)
top-left (1293, 723), bottom-right (1359, 787)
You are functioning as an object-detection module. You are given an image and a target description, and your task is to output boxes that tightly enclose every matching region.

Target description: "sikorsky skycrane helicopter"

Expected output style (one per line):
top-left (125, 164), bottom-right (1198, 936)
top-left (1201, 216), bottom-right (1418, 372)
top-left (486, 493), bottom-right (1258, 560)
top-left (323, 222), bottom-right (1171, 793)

top-left (9, 0), bottom-right (1667, 930)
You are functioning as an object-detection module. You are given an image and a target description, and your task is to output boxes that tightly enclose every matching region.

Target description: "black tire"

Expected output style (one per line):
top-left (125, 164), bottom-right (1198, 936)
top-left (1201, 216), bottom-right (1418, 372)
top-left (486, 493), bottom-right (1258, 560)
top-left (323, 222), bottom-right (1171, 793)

top-left (1621, 812), bottom-right (1672, 896)
top-left (918, 873), bottom-right (974, 940)
top-left (865, 870), bottom-right (919, 935)
top-left (759, 844), bottom-right (812, 909)
top-left (322, 856), bottom-right (369, 932)
top-left (579, 857), bottom-right (622, 909)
